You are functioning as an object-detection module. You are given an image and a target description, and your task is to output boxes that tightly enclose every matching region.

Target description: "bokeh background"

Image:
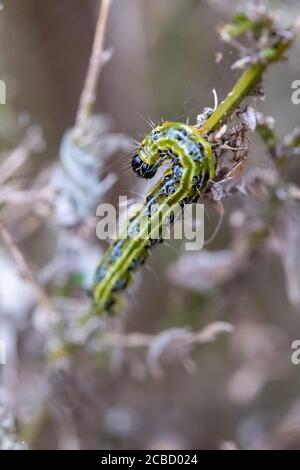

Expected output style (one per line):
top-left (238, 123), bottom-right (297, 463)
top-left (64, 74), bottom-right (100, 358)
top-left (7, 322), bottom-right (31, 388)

top-left (0, 0), bottom-right (300, 450)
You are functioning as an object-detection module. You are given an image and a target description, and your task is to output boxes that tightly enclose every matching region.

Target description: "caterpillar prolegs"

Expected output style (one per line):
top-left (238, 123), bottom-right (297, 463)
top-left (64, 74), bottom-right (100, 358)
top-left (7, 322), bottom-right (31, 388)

top-left (92, 121), bottom-right (215, 315)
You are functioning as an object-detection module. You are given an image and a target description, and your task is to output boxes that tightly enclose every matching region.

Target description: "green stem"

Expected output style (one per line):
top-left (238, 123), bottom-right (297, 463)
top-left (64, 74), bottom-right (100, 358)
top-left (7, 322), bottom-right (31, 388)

top-left (199, 37), bottom-right (295, 136)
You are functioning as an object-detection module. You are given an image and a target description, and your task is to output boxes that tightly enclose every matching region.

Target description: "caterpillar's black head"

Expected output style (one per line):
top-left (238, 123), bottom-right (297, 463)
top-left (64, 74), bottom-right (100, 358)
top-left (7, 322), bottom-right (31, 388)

top-left (131, 155), bottom-right (157, 179)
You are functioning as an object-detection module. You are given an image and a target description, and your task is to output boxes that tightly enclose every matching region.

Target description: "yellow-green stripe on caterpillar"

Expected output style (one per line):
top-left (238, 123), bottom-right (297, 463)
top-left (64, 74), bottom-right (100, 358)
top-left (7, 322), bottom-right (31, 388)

top-left (93, 121), bottom-right (215, 315)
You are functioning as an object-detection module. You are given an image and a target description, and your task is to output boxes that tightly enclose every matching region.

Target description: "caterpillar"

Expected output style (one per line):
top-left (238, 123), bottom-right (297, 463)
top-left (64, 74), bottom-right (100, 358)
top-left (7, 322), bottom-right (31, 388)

top-left (92, 121), bottom-right (215, 315)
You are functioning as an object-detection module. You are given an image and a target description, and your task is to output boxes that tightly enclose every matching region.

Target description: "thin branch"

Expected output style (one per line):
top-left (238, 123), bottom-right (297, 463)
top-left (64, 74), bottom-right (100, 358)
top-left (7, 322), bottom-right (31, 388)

top-left (98, 321), bottom-right (234, 349)
top-left (0, 219), bottom-right (55, 318)
top-left (0, 185), bottom-right (55, 206)
top-left (0, 125), bottom-right (44, 185)
top-left (199, 19), bottom-right (300, 135)
top-left (73, 0), bottom-right (112, 141)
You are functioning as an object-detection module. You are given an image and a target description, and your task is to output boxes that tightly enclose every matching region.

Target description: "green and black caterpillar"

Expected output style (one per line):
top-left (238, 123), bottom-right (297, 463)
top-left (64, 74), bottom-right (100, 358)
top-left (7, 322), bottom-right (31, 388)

top-left (91, 11), bottom-right (297, 315)
top-left (92, 121), bottom-right (215, 315)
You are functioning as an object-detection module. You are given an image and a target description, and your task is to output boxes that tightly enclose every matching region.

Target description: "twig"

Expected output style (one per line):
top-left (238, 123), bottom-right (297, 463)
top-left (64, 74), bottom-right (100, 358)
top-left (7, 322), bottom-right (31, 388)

top-left (0, 185), bottom-right (55, 206)
top-left (0, 219), bottom-right (55, 317)
top-left (99, 321), bottom-right (234, 349)
top-left (0, 125), bottom-right (44, 185)
top-left (91, 322), bottom-right (234, 378)
top-left (199, 19), bottom-right (300, 135)
top-left (73, 0), bottom-right (112, 141)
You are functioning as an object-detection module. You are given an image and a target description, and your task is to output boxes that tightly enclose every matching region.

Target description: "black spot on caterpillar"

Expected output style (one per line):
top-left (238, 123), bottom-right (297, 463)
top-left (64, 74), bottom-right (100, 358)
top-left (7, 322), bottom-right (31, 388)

top-left (93, 121), bottom-right (215, 315)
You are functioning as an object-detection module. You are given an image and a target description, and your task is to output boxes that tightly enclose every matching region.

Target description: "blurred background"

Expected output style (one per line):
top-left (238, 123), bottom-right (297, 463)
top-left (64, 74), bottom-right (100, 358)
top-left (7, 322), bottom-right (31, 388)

top-left (0, 0), bottom-right (300, 450)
